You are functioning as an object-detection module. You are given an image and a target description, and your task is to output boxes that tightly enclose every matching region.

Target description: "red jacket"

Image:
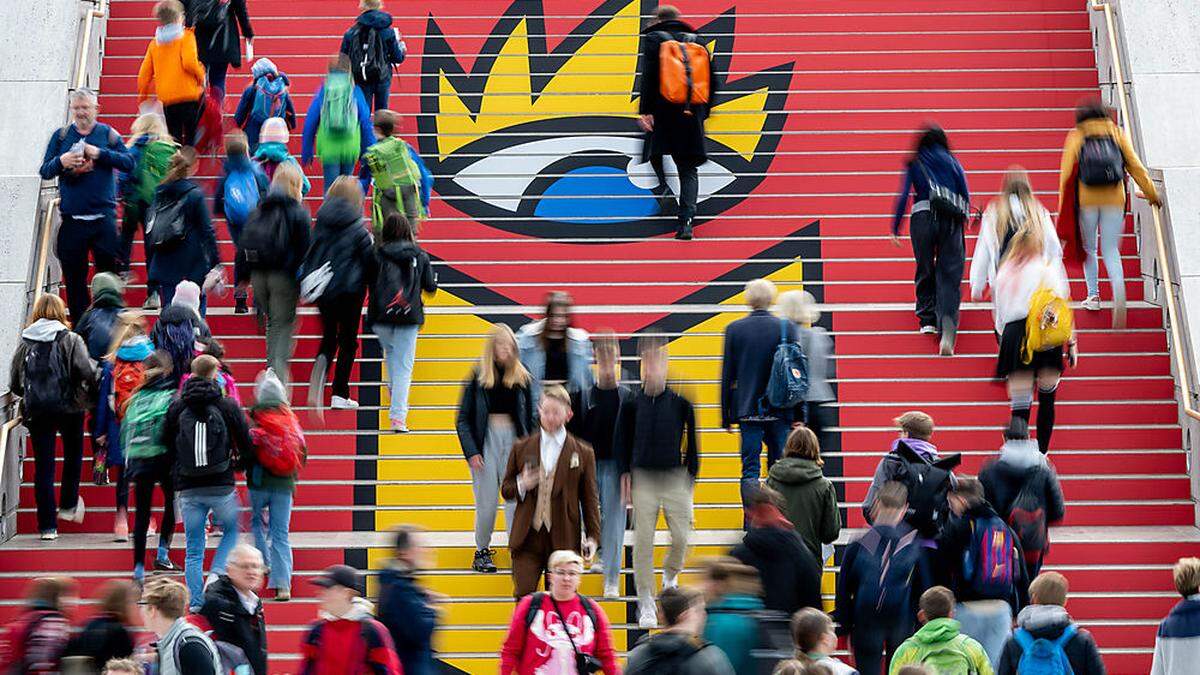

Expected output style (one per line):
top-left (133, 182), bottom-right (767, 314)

top-left (300, 601), bottom-right (402, 675)
top-left (500, 594), bottom-right (620, 674)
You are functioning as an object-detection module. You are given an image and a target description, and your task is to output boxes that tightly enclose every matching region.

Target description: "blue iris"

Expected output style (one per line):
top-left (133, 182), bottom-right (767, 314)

top-left (533, 166), bottom-right (658, 223)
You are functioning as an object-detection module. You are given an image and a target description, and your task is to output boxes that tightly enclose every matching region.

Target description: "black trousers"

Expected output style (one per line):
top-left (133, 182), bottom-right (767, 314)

top-left (318, 292), bottom-right (365, 398)
top-left (650, 154), bottom-right (700, 224)
top-left (163, 100), bottom-right (201, 147)
top-left (56, 214), bottom-right (120, 321)
top-left (131, 455), bottom-right (176, 569)
top-left (851, 621), bottom-right (913, 675)
top-left (909, 210), bottom-right (964, 330)
top-left (28, 412), bottom-right (85, 533)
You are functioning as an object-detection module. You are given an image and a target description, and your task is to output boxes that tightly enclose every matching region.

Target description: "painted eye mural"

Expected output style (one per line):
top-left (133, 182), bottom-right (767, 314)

top-left (418, 0), bottom-right (794, 239)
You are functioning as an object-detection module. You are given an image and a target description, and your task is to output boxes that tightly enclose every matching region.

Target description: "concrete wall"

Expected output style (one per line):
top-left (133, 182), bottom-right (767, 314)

top-left (1099, 1), bottom-right (1200, 513)
top-left (0, 0), bottom-right (99, 387)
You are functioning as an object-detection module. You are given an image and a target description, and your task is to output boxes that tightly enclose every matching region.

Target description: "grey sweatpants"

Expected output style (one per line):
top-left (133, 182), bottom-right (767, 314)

top-left (470, 417), bottom-right (517, 550)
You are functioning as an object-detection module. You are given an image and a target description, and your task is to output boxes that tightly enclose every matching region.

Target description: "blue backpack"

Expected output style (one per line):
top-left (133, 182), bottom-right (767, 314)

top-left (250, 75), bottom-right (289, 123)
top-left (1014, 624), bottom-right (1076, 675)
top-left (223, 164), bottom-right (263, 229)
top-left (764, 317), bottom-right (808, 409)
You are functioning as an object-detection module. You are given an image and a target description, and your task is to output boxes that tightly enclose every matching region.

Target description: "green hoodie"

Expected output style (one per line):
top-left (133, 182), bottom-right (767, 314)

top-left (703, 594), bottom-right (763, 675)
top-left (765, 456), bottom-right (841, 561)
top-left (889, 618), bottom-right (993, 675)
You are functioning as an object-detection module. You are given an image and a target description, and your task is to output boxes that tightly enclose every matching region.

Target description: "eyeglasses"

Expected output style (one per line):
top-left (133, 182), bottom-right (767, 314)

top-left (550, 569), bottom-right (581, 578)
top-left (230, 562), bottom-right (263, 570)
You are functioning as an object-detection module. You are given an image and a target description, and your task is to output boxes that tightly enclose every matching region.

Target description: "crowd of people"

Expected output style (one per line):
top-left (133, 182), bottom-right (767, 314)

top-left (11, 0), bottom-right (1189, 673)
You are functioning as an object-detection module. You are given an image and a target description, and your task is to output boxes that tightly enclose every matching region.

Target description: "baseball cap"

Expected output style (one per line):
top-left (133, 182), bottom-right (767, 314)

top-left (311, 564), bottom-right (363, 594)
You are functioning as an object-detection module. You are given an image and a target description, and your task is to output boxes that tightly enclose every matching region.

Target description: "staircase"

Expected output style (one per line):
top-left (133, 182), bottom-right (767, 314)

top-left (1, 0), bottom-right (1197, 672)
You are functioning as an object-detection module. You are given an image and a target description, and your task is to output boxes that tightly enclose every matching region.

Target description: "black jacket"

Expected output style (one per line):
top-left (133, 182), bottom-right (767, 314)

top-left (637, 19), bottom-right (719, 163)
top-left (455, 368), bottom-right (534, 460)
top-left (997, 605), bottom-right (1106, 675)
top-left (75, 295), bottom-right (125, 360)
top-left (368, 241), bottom-right (437, 327)
top-left (302, 197), bottom-right (376, 301)
top-left (569, 384), bottom-right (633, 462)
top-left (834, 523), bottom-right (932, 635)
top-left (147, 179), bottom-right (220, 287)
top-left (63, 612), bottom-right (135, 669)
top-left (979, 440), bottom-right (1066, 529)
top-left (376, 563), bottom-right (436, 675)
top-left (614, 386), bottom-right (698, 476)
top-left (626, 632), bottom-right (736, 675)
top-left (163, 377), bottom-right (253, 491)
top-left (199, 575), bottom-right (268, 675)
top-left (720, 310), bottom-right (797, 426)
top-left (731, 526), bottom-right (823, 615)
top-left (184, 0), bottom-right (253, 67)
top-left (235, 189), bottom-right (311, 280)
top-left (937, 502), bottom-right (1031, 610)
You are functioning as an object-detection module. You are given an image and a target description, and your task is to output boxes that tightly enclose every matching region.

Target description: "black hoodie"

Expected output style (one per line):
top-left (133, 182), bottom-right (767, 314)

top-left (235, 189), bottom-right (311, 279)
top-left (368, 241), bottom-right (437, 327)
top-left (625, 632), bottom-right (735, 675)
top-left (731, 526), bottom-right (823, 615)
top-left (301, 197), bottom-right (376, 301)
top-left (163, 377), bottom-right (253, 491)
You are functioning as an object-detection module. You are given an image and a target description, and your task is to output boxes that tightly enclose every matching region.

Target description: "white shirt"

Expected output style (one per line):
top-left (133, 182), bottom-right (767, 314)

top-left (519, 427), bottom-right (567, 500)
top-left (235, 587), bottom-right (259, 614)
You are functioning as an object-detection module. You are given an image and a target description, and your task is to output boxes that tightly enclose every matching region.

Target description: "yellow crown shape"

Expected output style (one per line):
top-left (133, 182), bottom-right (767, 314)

top-left (430, 0), bottom-right (778, 160)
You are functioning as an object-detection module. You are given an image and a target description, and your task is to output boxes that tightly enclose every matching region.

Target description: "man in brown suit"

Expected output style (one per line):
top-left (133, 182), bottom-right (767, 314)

top-left (501, 384), bottom-right (601, 597)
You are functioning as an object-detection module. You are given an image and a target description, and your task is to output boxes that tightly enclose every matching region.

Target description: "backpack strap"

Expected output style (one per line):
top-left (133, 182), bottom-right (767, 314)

top-left (1013, 627), bottom-right (1034, 651)
top-left (523, 592), bottom-right (546, 628)
top-left (1055, 623), bottom-right (1077, 647)
top-left (779, 317), bottom-right (789, 346)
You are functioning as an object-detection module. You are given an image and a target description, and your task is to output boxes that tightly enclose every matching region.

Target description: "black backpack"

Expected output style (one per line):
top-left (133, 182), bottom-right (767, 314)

top-left (892, 442), bottom-right (960, 539)
top-left (300, 226), bottom-right (367, 303)
top-left (855, 526), bottom-right (921, 620)
top-left (239, 203), bottom-right (292, 267)
top-left (1007, 474), bottom-right (1050, 570)
top-left (347, 24), bottom-right (391, 86)
top-left (1078, 135), bottom-right (1125, 186)
top-left (375, 253), bottom-right (421, 321)
top-left (20, 334), bottom-right (73, 420)
top-left (146, 190), bottom-right (191, 252)
top-left (175, 403), bottom-right (232, 478)
top-left (705, 606), bottom-right (793, 675)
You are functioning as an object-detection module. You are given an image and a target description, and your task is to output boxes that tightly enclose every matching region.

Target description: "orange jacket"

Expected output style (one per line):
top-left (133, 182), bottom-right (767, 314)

top-left (137, 28), bottom-right (205, 106)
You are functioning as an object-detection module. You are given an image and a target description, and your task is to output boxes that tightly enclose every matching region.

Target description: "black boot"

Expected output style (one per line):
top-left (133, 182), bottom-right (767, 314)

top-left (675, 217), bottom-right (693, 240)
top-left (234, 291), bottom-right (249, 314)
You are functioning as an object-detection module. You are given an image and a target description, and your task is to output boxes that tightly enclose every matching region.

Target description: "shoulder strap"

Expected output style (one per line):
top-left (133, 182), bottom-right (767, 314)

top-left (1013, 627), bottom-right (1034, 651)
top-left (1055, 623), bottom-right (1077, 647)
top-left (578, 594), bottom-right (599, 629)
top-left (524, 592), bottom-right (545, 628)
top-left (548, 595), bottom-right (583, 659)
top-left (779, 317), bottom-right (788, 346)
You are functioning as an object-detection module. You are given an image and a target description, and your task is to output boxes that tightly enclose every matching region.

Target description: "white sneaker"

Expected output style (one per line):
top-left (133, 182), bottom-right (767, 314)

top-left (1082, 295), bottom-right (1101, 311)
top-left (58, 497), bottom-right (85, 524)
top-left (590, 561), bottom-right (604, 574)
top-left (919, 325), bottom-right (938, 335)
top-left (662, 571), bottom-right (679, 590)
top-left (40, 530), bottom-right (58, 541)
top-left (638, 604), bottom-right (658, 629)
top-left (603, 582), bottom-right (620, 599)
top-left (390, 419), bottom-right (409, 433)
top-left (331, 396), bottom-right (359, 410)
top-left (142, 292), bottom-right (160, 310)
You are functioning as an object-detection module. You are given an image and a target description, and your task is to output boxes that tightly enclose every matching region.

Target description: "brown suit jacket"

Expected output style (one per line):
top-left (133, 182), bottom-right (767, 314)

top-left (501, 430), bottom-right (601, 553)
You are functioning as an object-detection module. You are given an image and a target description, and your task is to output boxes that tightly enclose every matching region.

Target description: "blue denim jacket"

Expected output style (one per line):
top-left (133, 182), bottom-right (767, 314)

top-left (516, 319), bottom-right (594, 404)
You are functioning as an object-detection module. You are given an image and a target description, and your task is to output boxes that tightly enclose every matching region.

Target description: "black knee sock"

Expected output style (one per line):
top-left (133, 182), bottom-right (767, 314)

top-left (1037, 386), bottom-right (1057, 454)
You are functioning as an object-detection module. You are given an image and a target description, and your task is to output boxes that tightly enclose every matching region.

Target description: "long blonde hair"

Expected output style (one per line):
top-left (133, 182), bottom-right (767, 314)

top-left (128, 113), bottom-right (172, 146)
top-left (105, 311), bottom-right (147, 361)
top-left (477, 323), bottom-right (531, 389)
top-left (992, 167), bottom-right (1048, 263)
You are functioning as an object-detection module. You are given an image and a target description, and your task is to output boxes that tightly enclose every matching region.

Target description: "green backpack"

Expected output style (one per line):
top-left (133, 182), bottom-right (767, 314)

top-left (918, 635), bottom-right (978, 675)
top-left (365, 137), bottom-right (420, 191)
top-left (132, 139), bottom-right (178, 206)
top-left (120, 388), bottom-right (174, 460)
top-left (322, 74), bottom-right (356, 136)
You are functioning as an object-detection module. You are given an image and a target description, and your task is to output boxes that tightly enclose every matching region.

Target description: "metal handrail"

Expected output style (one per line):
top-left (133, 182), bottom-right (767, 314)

top-left (74, 0), bottom-right (109, 91)
top-left (1089, 1), bottom-right (1200, 422)
top-left (31, 198), bottom-right (59, 301)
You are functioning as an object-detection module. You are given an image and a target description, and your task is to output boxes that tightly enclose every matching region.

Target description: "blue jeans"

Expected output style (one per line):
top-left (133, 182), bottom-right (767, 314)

top-left (206, 61), bottom-right (229, 101)
top-left (596, 459), bottom-right (624, 588)
top-left (956, 600), bottom-right (1012, 668)
top-left (179, 489), bottom-right (240, 609)
top-left (322, 161), bottom-right (358, 195)
top-left (358, 80), bottom-right (391, 112)
top-left (1079, 206), bottom-right (1126, 302)
top-left (250, 489), bottom-right (294, 591)
top-left (373, 323), bottom-right (419, 423)
top-left (738, 419), bottom-right (790, 516)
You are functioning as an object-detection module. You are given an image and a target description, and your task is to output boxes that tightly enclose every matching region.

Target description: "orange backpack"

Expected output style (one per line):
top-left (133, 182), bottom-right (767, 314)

top-left (656, 31), bottom-right (711, 109)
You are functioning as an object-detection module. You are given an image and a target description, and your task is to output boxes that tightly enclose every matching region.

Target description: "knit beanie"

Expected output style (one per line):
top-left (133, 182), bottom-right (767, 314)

top-left (172, 280), bottom-right (202, 316)
top-left (251, 57), bottom-right (279, 80)
top-left (91, 272), bottom-right (125, 298)
top-left (259, 117), bottom-right (290, 145)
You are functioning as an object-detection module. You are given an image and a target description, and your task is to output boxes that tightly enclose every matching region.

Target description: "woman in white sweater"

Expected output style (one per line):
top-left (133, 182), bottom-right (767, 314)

top-left (970, 168), bottom-right (1077, 453)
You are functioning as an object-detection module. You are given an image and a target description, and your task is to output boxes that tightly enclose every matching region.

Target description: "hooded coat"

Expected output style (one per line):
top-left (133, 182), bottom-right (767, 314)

top-left (626, 631), bottom-right (736, 675)
top-left (147, 178), bottom-right (220, 288)
top-left (162, 376), bottom-right (253, 492)
top-left (890, 617), bottom-right (992, 674)
top-left (376, 562), bottom-right (437, 675)
top-left (9, 318), bottom-right (97, 418)
top-left (339, 10), bottom-right (408, 82)
top-left (301, 197), bottom-right (377, 302)
top-left (199, 575), bottom-right (268, 675)
top-left (253, 142), bottom-right (311, 195)
top-left (300, 75), bottom-right (374, 165)
top-left (299, 597), bottom-right (401, 675)
top-left (637, 19), bottom-right (718, 163)
top-left (137, 25), bottom-right (206, 106)
top-left (731, 524), bottom-right (823, 615)
top-left (245, 370), bottom-right (304, 493)
top-left (766, 456), bottom-right (841, 561)
top-left (234, 61), bottom-right (297, 148)
top-left (184, 0), bottom-right (253, 68)
top-left (234, 187), bottom-right (312, 279)
top-left (367, 241), bottom-right (437, 327)
top-left (979, 440), bottom-right (1066, 532)
top-left (703, 593), bottom-right (764, 675)
top-left (75, 284), bottom-right (126, 360)
top-left (997, 604), bottom-right (1105, 675)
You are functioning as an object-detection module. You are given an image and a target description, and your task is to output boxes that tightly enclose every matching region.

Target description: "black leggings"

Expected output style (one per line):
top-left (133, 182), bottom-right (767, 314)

top-left (130, 456), bottom-right (176, 569)
top-left (163, 101), bottom-right (200, 148)
top-left (318, 292), bottom-right (365, 399)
